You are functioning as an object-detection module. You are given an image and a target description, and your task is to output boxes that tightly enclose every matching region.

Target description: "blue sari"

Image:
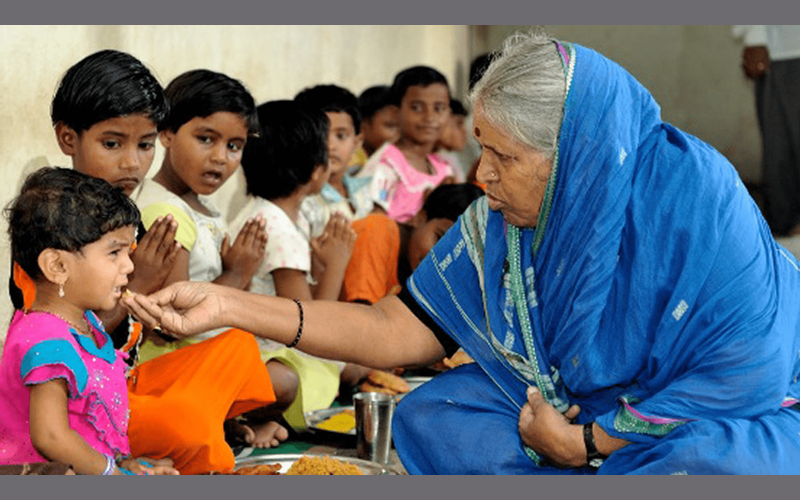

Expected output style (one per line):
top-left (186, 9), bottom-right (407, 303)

top-left (393, 42), bottom-right (800, 474)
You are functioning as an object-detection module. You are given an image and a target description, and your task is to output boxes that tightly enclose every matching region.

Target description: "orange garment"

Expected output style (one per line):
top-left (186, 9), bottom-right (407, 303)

top-left (12, 262), bottom-right (35, 310)
top-left (127, 328), bottom-right (275, 475)
top-left (343, 213), bottom-right (401, 304)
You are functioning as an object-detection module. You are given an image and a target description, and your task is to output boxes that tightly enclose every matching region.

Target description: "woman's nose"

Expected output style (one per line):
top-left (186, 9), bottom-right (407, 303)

top-left (474, 156), bottom-right (495, 184)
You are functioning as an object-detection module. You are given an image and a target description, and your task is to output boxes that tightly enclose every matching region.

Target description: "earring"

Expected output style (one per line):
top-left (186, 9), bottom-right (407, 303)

top-left (58, 282), bottom-right (65, 298)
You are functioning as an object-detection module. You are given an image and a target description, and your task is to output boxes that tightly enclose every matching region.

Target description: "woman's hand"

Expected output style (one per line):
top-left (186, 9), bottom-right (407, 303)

top-left (518, 386), bottom-right (585, 468)
top-left (123, 284), bottom-right (224, 338)
top-left (118, 457), bottom-right (180, 475)
top-left (128, 215), bottom-right (181, 294)
top-left (219, 216), bottom-right (267, 289)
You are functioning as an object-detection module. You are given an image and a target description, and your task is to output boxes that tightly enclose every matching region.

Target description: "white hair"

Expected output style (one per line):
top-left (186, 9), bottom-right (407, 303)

top-left (468, 30), bottom-right (566, 160)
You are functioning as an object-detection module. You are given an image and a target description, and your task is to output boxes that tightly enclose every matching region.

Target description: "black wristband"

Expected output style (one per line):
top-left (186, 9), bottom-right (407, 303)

top-left (583, 422), bottom-right (607, 469)
top-left (286, 298), bottom-right (304, 348)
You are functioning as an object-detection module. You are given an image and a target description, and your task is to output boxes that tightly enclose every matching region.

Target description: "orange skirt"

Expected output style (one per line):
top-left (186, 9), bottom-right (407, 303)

top-left (127, 328), bottom-right (275, 475)
top-left (342, 213), bottom-right (401, 304)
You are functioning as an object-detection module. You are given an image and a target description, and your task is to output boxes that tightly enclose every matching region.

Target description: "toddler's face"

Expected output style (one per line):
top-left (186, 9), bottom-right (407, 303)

top-left (325, 111), bottom-right (361, 178)
top-left (60, 114), bottom-right (158, 196)
top-left (63, 225), bottom-right (136, 312)
top-left (160, 111), bottom-right (248, 196)
top-left (362, 105), bottom-right (399, 152)
top-left (398, 83), bottom-right (450, 147)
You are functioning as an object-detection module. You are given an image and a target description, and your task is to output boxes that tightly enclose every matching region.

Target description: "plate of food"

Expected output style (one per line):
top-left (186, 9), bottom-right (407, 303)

top-left (231, 453), bottom-right (404, 475)
top-left (305, 406), bottom-right (357, 437)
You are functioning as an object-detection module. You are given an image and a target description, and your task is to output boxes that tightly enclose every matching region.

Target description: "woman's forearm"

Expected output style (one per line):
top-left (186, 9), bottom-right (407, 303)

top-left (219, 288), bottom-right (445, 369)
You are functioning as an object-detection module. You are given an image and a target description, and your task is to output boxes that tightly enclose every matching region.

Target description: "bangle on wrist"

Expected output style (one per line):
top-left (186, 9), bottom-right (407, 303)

top-left (286, 299), bottom-right (304, 348)
top-left (583, 422), bottom-right (607, 469)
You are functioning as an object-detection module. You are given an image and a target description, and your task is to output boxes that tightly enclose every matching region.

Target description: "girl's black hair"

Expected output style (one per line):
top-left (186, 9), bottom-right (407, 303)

top-left (422, 183), bottom-right (485, 222)
top-left (295, 84), bottom-right (361, 134)
top-left (5, 167), bottom-right (141, 280)
top-left (240, 100), bottom-right (329, 200)
top-left (51, 49), bottom-right (168, 132)
top-left (159, 69), bottom-right (259, 135)
top-left (390, 65), bottom-right (450, 106)
top-left (358, 85), bottom-right (394, 121)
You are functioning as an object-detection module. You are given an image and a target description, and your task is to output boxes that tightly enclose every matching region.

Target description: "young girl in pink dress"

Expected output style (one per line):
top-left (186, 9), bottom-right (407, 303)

top-left (0, 167), bottom-right (178, 475)
top-left (357, 66), bottom-right (457, 223)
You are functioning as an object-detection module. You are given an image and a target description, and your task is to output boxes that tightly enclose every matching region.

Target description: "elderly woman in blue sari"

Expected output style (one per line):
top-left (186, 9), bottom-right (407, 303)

top-left (125, 32), bottom-right (800, 474)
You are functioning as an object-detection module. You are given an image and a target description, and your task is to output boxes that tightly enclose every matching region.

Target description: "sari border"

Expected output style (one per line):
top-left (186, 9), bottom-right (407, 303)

top-left (613, 395), bottom-right (691, 437)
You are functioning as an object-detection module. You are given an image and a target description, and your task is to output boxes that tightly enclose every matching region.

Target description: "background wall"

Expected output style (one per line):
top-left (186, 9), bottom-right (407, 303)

top-left (475, 25), bottom-right (761, 181)
top-left (0, 25), bottom-right (761, 346)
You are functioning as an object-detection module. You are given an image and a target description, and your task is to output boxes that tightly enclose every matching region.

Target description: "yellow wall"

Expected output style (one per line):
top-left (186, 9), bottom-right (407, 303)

top-left (0, 25), bottom-right (470, 345)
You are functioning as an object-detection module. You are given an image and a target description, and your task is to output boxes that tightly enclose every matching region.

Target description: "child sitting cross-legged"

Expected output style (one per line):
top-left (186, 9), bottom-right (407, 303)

top-left (229, 100), bottom-right (380, 436)
top-left (133, 69), bottom-right (288, 450)
top-left (0, 167), bottom-right (178, 475)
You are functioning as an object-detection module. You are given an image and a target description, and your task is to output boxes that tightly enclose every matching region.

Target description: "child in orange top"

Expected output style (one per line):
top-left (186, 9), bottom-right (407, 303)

top-left (343, 183), bottom-right (485, 304)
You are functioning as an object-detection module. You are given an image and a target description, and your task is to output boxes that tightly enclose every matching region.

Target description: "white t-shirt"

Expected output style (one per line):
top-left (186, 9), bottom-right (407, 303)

top-left (230, 196), bottom-right (345, 372)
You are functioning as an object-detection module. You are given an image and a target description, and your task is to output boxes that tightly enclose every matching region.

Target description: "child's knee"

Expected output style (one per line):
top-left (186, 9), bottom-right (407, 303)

top-left (266, 360), bottom-right (299, 405)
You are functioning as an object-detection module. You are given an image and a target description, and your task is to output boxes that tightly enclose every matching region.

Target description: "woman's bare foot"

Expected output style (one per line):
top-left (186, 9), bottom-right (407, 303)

top-left (245, 421), bottom-right (289, 448)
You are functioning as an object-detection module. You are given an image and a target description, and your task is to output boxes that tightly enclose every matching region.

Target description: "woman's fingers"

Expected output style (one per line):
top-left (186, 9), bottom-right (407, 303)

top-left (563, 404), bottom-right (581, 421)
top-left (122, 292), bottom-right (161, 326)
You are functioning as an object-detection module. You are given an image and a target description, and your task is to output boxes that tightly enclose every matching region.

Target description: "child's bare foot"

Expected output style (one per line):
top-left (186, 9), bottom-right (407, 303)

top-left (245, 421), bottom-right (289, 448)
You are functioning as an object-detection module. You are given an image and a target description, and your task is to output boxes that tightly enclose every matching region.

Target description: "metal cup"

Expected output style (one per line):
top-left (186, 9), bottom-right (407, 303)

top-left (353, 392), bottom-right (396, 464)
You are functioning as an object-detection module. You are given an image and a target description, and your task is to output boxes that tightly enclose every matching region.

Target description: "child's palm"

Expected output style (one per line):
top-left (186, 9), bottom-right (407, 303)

top-left (312, 213), bottom-right (356, 268)
top-left (128, 216), bottom-right (181, 293)
top-left (221, 216), bottom-right (267, 278)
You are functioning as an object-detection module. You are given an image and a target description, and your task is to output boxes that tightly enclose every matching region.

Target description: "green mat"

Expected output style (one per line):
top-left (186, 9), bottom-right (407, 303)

top-left (250, 440), bottom-right (316, 456)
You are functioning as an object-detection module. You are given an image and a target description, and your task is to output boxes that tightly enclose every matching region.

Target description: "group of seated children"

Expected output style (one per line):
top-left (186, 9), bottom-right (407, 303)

top-left (0, 48), bottom-right (483, 475)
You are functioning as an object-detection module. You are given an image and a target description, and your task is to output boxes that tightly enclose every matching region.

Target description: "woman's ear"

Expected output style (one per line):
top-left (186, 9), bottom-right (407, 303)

top-left (37, 249), bottom-right (69, 288)
top-left (54, 122), bottom-right (79, 156)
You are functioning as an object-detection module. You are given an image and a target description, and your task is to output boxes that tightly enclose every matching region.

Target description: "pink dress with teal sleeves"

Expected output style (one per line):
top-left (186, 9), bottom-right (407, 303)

top-left (0, 310), bottom-right (131, 464)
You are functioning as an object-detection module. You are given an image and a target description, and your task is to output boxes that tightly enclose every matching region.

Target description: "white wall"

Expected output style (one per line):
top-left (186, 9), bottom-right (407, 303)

top-left (0, 25), bottom-right (470, 345)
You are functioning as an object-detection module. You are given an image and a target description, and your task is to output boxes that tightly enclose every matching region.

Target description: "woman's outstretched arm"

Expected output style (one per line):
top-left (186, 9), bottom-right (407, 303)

top-left (124, 282), bottom-right (447, 370)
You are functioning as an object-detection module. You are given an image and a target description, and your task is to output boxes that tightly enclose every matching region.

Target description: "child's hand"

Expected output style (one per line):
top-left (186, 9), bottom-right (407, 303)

top-left (220, 216), bottom-right (267, 288)
top-left (119, 457), bottom-right (180, 475)
top-left (128, 215), bottom-right (181, 294)
top-left (310, 213), bottom-right (356, 272)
